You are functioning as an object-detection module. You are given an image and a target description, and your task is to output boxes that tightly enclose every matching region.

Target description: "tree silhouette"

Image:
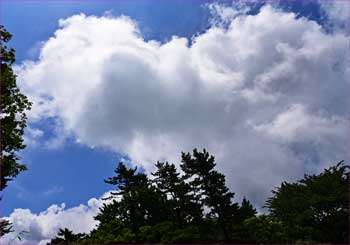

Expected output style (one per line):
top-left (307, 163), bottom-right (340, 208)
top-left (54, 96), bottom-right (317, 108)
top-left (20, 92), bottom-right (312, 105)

top-left (48, 152), bottom-right (349, 244)
top-left (181, 149), bottom-right (239, 242)
top-left (152, 161), bottom-right (202, 226)
top-left (50, 228), bottom-right (85, 244)
top-left (266, 161), bottom-right (349, 243)
top-left (0, 25), bottom-right (32, 236)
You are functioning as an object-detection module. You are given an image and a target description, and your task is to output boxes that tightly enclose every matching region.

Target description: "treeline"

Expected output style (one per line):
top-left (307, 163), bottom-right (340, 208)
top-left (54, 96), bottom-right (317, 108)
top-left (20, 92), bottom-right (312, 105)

top-left (49, 149), bottom-right (349, 244)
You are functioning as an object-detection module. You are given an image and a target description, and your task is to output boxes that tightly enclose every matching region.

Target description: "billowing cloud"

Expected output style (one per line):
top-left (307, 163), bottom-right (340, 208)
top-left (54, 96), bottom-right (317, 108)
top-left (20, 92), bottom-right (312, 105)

top-left (23, 127), bottom-right (44, 147)
top-left (319, 0), bottom-right (350, 33)
top-left (16, 4), bottom-right (350, 209)
top-left (2, 191), bottom-right (113, 244)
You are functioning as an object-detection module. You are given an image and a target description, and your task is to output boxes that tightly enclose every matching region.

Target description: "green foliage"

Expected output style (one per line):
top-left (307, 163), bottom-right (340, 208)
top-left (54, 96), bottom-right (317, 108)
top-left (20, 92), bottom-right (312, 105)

top-left (237, 197), bottom-right (257, 222)
top-left (265, 161), bottom-right (349, 243)
top-left (138, 221), bottom-right (174, 243)
top-left (231, 197), bottom-right (257, 242)
top-left (48, 152), bottom-right (349, 244)
top-left (103, 162), bottom-right (171, 232)
top-left (181, 149), bottom-right (239, 242)
top-left (240, 215), bottom-right (290, 243)
top-left (49, 228), bottom-right (86, 244)
top-left (152, 161), bottom-right (202, 226)
top-left (81, 219), bottom-right (125, 244)
top-left (0, 25), bottom-right (32, 237)
top-left (1, 25), bottom-right (32, 191)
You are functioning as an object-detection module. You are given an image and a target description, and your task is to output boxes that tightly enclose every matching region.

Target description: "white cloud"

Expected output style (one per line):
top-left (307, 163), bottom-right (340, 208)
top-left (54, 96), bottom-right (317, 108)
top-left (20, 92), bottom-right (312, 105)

top-left (43, 185), bottom-right (64, 196)
top-left (24, 127), bottom-right (44, 147)
top-left (2, 191), bottom-right (114, 244)
top-left (319, 0), bottom-right (350, 33)
top-left (16, 5), bottom-right (350, 208)
top-left (208, 0), bottom-right (251, 26)
top-left (254, 104), bottom-right (349, 144)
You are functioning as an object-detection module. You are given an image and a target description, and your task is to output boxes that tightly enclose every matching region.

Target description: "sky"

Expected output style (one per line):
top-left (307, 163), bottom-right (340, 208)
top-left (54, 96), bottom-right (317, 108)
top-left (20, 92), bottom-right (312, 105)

top-left (1, 0), bottom-right (350, 244)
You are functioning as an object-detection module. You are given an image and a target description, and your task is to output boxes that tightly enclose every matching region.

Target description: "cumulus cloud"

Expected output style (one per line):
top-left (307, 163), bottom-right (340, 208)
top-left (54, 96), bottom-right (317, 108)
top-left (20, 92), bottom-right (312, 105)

top-left (16, 4), bottom-right (350, 208)
top-left (2, 191), bottom-right (113, 244)
top-left (208, 1), bottom-right (251, 26)
top-left (24, 127), bottom-right (44, 147)
top-left (319, 0), bottom-right (350, 32)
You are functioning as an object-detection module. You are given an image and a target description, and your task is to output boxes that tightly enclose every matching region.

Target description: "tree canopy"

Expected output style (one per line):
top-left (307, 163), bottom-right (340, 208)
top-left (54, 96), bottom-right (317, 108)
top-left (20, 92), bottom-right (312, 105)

top-left (265, 160), bottom-right (349, 243)
top-left (48, 150), bottom-right (349, 244)
top-left (0, 25), bottom-right (32, 236)
top-left (1, 25), bottom-right (32, 191)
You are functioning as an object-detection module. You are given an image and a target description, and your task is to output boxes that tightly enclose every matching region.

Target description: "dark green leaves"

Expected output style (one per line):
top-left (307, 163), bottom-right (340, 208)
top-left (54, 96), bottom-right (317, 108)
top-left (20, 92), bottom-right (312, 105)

top-left (48, 151), bottom-right (349, 244)
top-left (1, 25), bottom-right (32, 191)
top-left (0, 26), bottom-right (32, 237)
top-left (49, 228), bottom-right (86, 244)
top-left (265, 161), bottom-right (349, 243)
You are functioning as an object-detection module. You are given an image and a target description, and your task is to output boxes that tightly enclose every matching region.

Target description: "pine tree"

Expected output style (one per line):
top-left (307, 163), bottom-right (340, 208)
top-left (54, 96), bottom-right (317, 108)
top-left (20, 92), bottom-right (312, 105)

top-left (238, 197), bottom-right (257, 222)
top-left (233, 196), bottom-right (258, 242)
top-left (152, 161), bottom-right (202, 226)
top-left (181, 149), bottom-right (239, 242)
top-left (104, 162), bottom-right (170, 233)
top-left (49, 228), bottom-right (85, 244)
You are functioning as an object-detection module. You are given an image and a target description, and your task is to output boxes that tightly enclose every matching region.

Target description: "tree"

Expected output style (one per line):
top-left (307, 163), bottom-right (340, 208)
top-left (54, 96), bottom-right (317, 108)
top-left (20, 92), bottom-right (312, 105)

top-left (240, 215), bottom-right (290, 244)
top-left (48, 149), bottom-right (348, 244)
top-left (48, 228), bottom-right (85, 244)
top-left (104, 162), bottom-right (148, 196)
top-left (232, 197), bottom-right (258, 242)
top-left (0, 25), bottom-right (32, 236)
top-left (265, 161), bottom-right (349, 243)
top-left (1, 25), bottom-right (32, 191)
top-left (237, 197), bottom-right (257, 222)
top-left (180, 149), bottom-right (240, 242)
top-left (152, 161), bottom-right (203, 226)
top-left (103, 162), bottom-right (170, 232)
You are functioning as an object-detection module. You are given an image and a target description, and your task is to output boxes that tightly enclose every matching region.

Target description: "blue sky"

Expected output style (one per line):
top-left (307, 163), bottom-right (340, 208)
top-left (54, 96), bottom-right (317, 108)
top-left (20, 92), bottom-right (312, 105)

top-left (1, 0), bottom-right (349, 243)
top-left (2, 0), bottom-right (215, 216)
top-left (3, 0), bottom-right (215, 62)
